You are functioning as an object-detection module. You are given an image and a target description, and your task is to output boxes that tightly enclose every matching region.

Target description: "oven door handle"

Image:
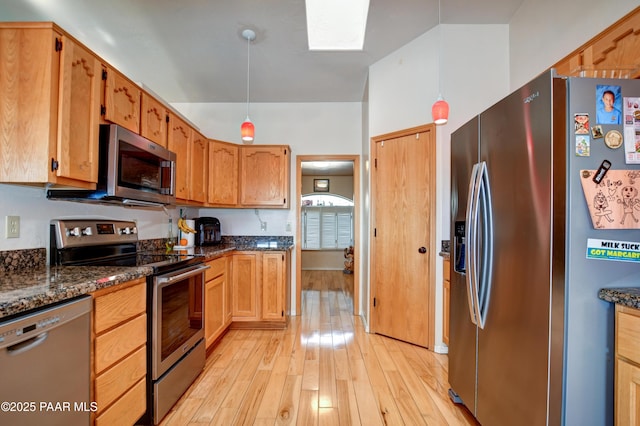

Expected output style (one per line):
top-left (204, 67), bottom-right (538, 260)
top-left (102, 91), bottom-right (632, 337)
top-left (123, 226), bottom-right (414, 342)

top-left (155, 264), bottom-right (210, 285)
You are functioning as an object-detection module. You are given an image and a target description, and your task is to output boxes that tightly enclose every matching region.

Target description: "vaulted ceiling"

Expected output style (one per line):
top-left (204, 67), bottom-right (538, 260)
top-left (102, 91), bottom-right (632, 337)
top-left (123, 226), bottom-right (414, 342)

top-left (1, 0), bottom-right (525, 103)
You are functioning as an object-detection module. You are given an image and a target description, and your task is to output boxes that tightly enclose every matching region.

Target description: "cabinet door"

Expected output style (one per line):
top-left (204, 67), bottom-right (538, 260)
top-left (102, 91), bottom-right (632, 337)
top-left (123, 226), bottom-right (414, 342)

top-left (103, 66), bottom-right (141, 133)
top-left (239, 146), bottom-right (290, 207)
top-left (208, 140), bottom-right (239, 206)
top-left (262, 252), bottom-right (285, 321)
top-left (190, 131), bottom-right (208, 203)
top-left (168, 113), bottom-right (192, 200)
top-left (205, 275), bottom-right (225, 348)
top-left (57, 36), bottom-right (102, 185)
top-left (140, 93), bottom-right (168, 147)
top-left (0, 26), bottom-right (98, 188)
top-left (617, 359), bottom-right (640, 426)
top-left (232, 253), bottom-right (258, 319)
top-left (225, 256), bottom-right (233, 324)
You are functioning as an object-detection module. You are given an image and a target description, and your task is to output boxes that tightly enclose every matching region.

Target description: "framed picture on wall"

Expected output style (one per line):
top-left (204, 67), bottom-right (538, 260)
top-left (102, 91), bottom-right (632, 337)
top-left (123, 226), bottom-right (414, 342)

top-left (314, 179), bottom-right (329, 192)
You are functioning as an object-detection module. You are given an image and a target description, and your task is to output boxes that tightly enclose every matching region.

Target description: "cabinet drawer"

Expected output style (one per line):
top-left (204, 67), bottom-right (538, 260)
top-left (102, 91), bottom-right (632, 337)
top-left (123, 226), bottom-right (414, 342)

top-left (618, 309), bottom-right (640, 365)
top-left (95, 345), bottom-right (146, 410)
top-left (206, 257), bottom-right (226, 281)
top-left (94, 279), bottom-right (146, 334)
top-left (95, 314), bottom-right (146, 374)
top-left (95, 377), bottom-right (146, 426)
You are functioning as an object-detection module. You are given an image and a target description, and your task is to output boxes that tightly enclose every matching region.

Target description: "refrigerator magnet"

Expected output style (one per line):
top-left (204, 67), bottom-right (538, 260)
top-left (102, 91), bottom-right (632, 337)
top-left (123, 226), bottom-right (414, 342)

top-left (574, 113), bottom-right (590, 134)
top-left (591, 125), bottom-right (604, 139)
top-left (575, 135), bottom-right (590, 156)
top-left (604, 130), bottom-right (623, 149)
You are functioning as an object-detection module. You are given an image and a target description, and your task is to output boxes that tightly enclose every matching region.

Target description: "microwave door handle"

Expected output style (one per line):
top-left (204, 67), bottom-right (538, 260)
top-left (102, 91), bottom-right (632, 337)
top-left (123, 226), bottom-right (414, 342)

top-left (169, 160), bottom-right (176, 196)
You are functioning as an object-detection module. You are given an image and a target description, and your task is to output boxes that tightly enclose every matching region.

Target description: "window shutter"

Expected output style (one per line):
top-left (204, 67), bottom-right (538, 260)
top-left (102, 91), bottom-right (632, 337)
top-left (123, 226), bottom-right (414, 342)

top-left (337, 211), bottom-right (352, 247)
top-left (321, 210), bottom-right (337, 248)
top-left (304, 208), bottom-right (321, 249)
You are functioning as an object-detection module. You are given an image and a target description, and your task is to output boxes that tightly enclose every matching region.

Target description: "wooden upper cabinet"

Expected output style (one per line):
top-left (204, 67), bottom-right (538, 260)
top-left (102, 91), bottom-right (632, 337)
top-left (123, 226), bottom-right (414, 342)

top-left (0, 23), bottom-right (101, 188)
top-left (239, 145), bottom-right (290, 208)
top-left (103, 65), bottom-right (141, 133)
top-left (140, 92), bottom-right (169, 147)
top-left (168, 112), bottom-right (192, 201)
top-left (553, 6), bottom-right (640, 78)
top-left (208, 140), bottom-right (239, 206)
top-left (190, 130), bottom-right (208, 204)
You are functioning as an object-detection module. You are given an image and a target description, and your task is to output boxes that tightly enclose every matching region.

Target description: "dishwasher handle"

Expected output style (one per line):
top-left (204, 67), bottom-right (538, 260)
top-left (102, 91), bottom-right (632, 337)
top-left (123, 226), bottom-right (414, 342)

top-left (6, 332), bottom-right (49, 356)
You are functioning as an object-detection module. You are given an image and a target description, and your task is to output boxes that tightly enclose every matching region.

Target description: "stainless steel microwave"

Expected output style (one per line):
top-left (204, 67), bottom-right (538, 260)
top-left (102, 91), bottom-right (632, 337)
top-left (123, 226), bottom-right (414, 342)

top-left (48, 124), bottom-right (176, 207)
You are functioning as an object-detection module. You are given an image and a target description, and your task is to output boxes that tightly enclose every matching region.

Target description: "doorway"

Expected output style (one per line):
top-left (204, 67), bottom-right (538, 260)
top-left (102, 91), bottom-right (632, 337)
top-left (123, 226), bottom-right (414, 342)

top-left (296, 155), bottom-right (360, 317)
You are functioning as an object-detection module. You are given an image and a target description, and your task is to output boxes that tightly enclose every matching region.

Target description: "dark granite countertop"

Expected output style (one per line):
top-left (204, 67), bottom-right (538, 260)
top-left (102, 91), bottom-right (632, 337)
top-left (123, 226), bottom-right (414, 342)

top-left (0, 236), bottom-right (295, 320)
top-left (0, 265), bottom-right (152, 319)
top-left (599, 287), bottom-right (640, 309)
top-left (598, 272), bottom-right (640, 309)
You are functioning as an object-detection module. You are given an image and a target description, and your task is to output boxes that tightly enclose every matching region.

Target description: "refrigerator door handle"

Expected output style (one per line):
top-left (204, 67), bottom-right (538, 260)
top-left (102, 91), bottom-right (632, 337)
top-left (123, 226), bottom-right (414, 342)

top-left (465, 162), bottom-right (481, 325)
top-left (475, 161), bottom-right (494, 329)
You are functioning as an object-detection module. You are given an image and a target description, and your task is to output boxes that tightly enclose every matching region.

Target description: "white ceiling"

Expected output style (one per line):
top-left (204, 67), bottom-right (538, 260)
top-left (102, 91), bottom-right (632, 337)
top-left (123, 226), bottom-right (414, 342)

top-left (1, 0), bottom-right (524, 103)
top-left (302, 161), bottom-right (354, 176)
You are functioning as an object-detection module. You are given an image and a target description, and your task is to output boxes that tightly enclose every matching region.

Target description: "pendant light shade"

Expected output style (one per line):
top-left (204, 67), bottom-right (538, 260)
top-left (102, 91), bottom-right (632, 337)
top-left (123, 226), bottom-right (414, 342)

top-left (241, 29), bottom-right (255, 143)
top-left (241, 117), bottom-right (254, 142)
top-left (432, 94), bottom-right (449, 125)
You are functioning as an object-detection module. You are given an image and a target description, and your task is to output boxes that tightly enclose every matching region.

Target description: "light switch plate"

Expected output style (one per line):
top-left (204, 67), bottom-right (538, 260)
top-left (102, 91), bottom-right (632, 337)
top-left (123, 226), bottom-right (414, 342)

top-left (6, 216), bottom-right (19, 238)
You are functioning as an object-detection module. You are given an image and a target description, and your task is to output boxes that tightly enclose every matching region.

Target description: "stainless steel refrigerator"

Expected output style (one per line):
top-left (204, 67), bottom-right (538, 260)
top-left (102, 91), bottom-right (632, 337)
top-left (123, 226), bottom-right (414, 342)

top-left (449, 70), bottom-right (640, 425)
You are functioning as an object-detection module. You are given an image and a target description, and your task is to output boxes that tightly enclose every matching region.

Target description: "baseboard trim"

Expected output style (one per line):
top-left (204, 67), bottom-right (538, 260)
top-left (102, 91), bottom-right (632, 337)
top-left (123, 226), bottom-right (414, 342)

top-left (301, 267), bottom-right (343, 271)
top-left (433, 344), bottom-right (449, 354)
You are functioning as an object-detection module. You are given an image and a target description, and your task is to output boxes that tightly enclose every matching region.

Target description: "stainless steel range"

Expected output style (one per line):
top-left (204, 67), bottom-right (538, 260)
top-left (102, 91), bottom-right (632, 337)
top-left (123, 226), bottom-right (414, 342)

top-left (50, 219), bottom-right (208, 425)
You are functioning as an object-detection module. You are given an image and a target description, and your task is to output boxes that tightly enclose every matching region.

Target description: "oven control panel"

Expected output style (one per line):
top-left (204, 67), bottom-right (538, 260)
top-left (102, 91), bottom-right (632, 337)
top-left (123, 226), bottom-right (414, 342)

top-left (51, 219), bottom-right (138, 249)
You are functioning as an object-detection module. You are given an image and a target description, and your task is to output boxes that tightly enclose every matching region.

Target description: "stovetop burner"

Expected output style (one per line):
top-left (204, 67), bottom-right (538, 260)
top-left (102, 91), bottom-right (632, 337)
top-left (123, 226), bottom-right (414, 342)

top-left (49, 219), bottom-right (202, 272)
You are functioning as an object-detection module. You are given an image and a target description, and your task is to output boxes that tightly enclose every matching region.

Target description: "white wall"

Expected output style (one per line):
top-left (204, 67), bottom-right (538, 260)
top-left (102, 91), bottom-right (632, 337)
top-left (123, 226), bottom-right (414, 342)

top-left (367, 24), bottom-right (510, 352)
top-left (0, 183), bottom-right (178, 252)
top-left (360, 77), bottom-right (371, 328)
top-left (509, 0), bottom-right (639, 90)
top-left (172, 101), bottom-right (363, 315)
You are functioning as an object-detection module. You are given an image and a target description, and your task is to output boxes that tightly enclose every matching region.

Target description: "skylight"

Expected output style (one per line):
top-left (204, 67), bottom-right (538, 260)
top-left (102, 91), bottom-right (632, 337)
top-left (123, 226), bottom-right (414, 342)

top-left (305, 0), bottom-right (370, 51)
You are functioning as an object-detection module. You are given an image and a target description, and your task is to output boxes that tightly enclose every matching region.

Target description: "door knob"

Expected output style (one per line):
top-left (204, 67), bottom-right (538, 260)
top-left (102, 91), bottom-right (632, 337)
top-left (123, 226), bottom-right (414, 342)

top-left (418, 247), bottom-right (427, 254)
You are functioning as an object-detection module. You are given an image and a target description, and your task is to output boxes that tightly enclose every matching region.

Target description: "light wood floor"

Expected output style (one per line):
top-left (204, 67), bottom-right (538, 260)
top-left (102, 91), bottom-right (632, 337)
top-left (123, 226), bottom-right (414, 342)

top-left (159, 270), bottom-right (478, 425)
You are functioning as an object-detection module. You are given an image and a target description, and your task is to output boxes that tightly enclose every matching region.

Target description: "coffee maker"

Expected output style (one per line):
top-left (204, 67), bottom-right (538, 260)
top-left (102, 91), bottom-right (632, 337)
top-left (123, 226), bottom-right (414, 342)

top-left (194, 217), bottom-right (222, 246)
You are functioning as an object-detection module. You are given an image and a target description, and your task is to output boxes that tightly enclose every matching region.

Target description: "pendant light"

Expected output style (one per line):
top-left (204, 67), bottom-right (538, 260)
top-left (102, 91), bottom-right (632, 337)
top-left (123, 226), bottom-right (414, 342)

top-left (241, 29), bottom-right (255, 143)
top-left (431, 0), bottom-right (449, 125)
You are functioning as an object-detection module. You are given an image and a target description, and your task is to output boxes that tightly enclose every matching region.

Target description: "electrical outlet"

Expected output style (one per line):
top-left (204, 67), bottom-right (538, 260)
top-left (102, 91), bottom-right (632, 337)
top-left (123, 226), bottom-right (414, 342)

top-left (286, 222), bottom-right (292, 232)
top-left (6, 216), bottom-right (20, 238)
top-left (261, 221), bottom-right (267, 232)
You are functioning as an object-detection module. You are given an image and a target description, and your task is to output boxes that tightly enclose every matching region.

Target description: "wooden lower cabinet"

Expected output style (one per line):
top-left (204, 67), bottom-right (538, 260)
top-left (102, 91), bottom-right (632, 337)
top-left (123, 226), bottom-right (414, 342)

top-left (91, 278), bottom-right (147, 426)
top-left (232, 253), bottom-right (259, 320)
top-left (615, 304), bottom-right (640, 425)
top-left (204, 256), bottom-right (231, 348)
top-left (443, 257), bottom-right (450, 346)
top-left (231, 251), bottom-right (290, 328)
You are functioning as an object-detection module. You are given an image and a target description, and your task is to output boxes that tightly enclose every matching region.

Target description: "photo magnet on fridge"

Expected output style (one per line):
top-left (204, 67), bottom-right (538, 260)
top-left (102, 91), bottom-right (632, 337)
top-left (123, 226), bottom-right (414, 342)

top-left (574, 113), bottom-right (589, 134)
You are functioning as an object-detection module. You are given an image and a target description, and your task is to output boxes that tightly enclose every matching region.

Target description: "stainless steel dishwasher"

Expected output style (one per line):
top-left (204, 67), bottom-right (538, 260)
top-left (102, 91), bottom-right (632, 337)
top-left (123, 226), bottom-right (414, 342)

top-left (0, 295), bottom-right (92, 426)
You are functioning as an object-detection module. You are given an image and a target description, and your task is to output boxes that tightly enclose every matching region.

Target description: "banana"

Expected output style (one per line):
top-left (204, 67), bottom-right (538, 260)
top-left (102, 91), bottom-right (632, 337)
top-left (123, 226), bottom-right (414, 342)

top-left (178, 218), bottom-right (196, 234)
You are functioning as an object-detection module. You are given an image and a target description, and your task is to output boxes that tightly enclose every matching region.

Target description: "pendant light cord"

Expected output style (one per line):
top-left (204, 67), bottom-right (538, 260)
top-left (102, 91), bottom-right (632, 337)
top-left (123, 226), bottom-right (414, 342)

top-left (246, 33), bottom-right (251, 118)
top-left (438, 0), bottom-right (442, 96)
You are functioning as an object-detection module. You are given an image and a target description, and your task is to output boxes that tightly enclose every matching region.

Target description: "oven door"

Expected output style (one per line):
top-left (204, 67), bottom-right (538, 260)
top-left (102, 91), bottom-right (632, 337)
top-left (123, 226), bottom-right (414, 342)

top-left (152, 263), bottom-right (208, 380)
